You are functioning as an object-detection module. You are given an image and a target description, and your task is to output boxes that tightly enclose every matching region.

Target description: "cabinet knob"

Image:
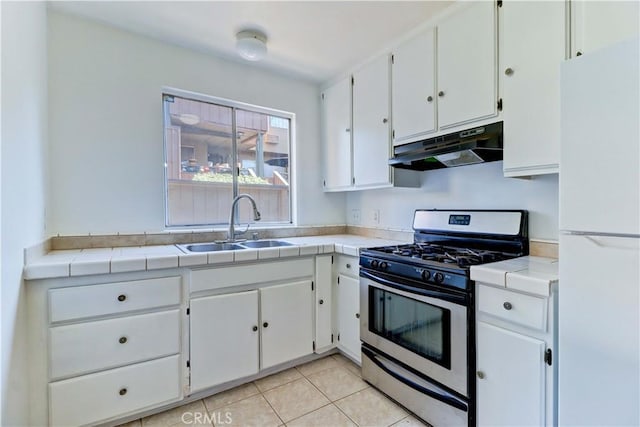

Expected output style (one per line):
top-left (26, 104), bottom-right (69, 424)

top-left (576, 51), bottom-right (583, 57)
top-left (119, 388), bottom-right (128, 396)
top-left (119, 336), bottom-right (128, 344)
top-left (503, 302), bottom-right (513, 310)
top-left (477, 371), bottom-right (485, 379)
top-left (346, 263), bottom-right (351, 269)
top-left (263, 322), bottom-right (269, 328)
top-left (438, 91), bottom-right (445, 97)
top-left (355, 313), bottom-right (360, 319)
top-left (382, 118), bottom-right (388, 124)
top-left (504, 67), bottom-right (514, 76)
top-left (427, 96), bottom-right (433, 102)
top-left (252, 325), bottom-right (258, 332)
top-left (117, 294), bottom-right (126, 302)
top-left (319, 299), bottom-right (324, 305)
top-left (345, 128), bottom-right (351, 133)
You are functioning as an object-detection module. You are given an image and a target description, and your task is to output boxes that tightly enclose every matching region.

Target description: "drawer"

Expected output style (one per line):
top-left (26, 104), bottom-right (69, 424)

top-left (477, 284), bottom-right (548, 331)
top-left (336, 255), bottom-right (359, 277)
top-left (191, 258), bottom-right (314, 293)
top-left (50, 309), bottom-right (181, 380)
top-left (49, 276), bottom-right (181, 323)
top-left (49, 354), bottom-right (181, 427)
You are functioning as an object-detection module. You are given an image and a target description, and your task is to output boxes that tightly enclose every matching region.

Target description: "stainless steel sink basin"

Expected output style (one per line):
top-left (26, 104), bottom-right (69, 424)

top-left (180, 243), bottom-right (247, 252)
top-left (177, 240), bottom-right (294, 253)
top-left (240, 240), bottom-right (294, 248)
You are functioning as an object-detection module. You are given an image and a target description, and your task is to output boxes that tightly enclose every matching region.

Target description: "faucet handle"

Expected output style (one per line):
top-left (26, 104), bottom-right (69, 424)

top-left (235, 223), bottom-right (250, 237)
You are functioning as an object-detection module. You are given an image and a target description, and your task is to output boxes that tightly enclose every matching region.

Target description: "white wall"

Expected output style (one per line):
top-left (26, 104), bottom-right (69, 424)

top-left (48, 11), bottom-right (345, 235)
top-left (347, 162), bottom-right (559, 240)
top-left (1, 1), bottom-right (49, 425)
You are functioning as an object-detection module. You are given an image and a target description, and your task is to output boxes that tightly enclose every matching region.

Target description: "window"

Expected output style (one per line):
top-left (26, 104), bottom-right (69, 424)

top-left (163, 90), bottom-right (293, 227)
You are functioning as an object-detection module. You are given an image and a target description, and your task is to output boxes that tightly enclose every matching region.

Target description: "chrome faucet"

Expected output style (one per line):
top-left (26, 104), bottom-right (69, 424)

top-left (227, 194), bottom-right (261, 242)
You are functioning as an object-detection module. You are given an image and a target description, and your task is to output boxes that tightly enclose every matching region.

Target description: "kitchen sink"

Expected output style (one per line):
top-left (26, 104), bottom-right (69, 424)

top-left (180, 243), bottom-right (247, 252)
top-left (177, 240), bottom-right (294, 253)
top-left (239, 240), bottom-right (294, 248)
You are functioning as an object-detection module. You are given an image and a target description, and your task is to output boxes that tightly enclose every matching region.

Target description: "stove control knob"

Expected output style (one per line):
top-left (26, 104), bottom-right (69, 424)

top-left (379, 262), bottom-right (388, 270)
top-left (434, 272), bottom-right (445, 283)
top-left (371, 260), bottom-right (379, 268)
top-left (421, 270), bottom-right (431, 281)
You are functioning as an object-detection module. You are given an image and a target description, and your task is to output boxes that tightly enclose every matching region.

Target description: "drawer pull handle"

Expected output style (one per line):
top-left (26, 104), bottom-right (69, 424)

top-left (503, 302), bottom-right (513, 310)
top-left (119, 336), bottom-right (127, 344)
top-left (355, 313), bottom-right (360, 319)
top-left (252, 325), bottom-right (258, 332)
top-left (117, 294), bottom-right (126, 302)
top-left (119, 388), bottom-right (127, 396)
top-left (319, 299), bottom-right (324, 305)
top-left (263, 322), bottom-right (269, 328)
top-left (346, 263), bottom-right (351, 268)
top-left (477, 371), bottom-right (485, 379)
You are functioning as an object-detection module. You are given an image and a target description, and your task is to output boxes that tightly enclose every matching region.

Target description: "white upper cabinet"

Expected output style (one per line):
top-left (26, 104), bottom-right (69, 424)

top-left (571, 0), bottom-right (639, 58)
top-left (352, 55), bottom-right (392, 188)
top-left (391, 28), bottom-right (436, 144)
top-left (437, 1), bottom-right (497, 129)
top-left (501, 0), bottom-right (567, 177)
top-left (322, 77), bottom-right (352, 191)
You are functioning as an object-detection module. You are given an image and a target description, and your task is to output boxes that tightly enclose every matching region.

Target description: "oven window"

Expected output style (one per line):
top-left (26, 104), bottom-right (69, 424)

top-left (369, 287), bottom-right (451, 369)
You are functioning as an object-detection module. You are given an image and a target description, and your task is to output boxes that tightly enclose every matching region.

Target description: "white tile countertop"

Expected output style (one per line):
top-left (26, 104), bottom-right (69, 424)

top-left (470, 256), bottom-right (559, 297)
top-left (24, 235), bottom-right (407, 280)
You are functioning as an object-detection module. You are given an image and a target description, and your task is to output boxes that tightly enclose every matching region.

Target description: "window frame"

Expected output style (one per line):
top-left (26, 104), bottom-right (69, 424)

top-left (162, 87), bottom-right (296, 228)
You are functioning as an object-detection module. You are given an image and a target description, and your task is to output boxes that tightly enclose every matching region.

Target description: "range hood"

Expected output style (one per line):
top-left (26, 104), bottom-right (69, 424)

top-left (389, 121), bottom-right (503, 171)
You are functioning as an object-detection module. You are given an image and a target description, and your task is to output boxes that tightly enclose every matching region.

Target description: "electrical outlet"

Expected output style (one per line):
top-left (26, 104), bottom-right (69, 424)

top-left (372, 209), bottom-right (380, 224)
top-left (351, 209), bottom-right (361, 224)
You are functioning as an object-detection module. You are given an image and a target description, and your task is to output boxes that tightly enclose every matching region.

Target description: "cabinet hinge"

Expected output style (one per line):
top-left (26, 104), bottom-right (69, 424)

top-left (323, 180), bottom-right (326, 187)
top-left (311, 281), bottom-right (314, 291)
top-left (352, 177), bottom-right (356, 185)
top-left (337, 277), bottom-right (340, 284)
top-left (392, 129), bottom-right (395, 139)
top-left (391, 54), bottom-right (394, 65)
top-left (497, 98), bottom-right (503, 111)
top-left (321, 93), bottom-right (325, 100)
top-left (186, 307), bottom-right (190, 315)
top-left (331, 333), bottom-right (334, 343)
top-left (337, 333), bottom-right (341, 341)
top-left (351, 76), bottom-right (354, 86)
top-left (312, 341), bottom-right (316, 351)
top-left (186, 360), bottom-right (190, 368)
top-left (497, 0), bottom-right (502, 7)
top-left (545, 348), bottom-right (553, 366)
top-left (331, 255), bottom-right (334, 264)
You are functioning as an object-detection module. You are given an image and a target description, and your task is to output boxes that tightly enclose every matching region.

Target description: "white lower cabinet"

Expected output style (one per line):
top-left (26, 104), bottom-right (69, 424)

top-left (190, 291), bottom-right (260, 393)
top-left (189, 267), bottom-right (314, 392)
top-left (50, 355), bottom-right (182, 427)
top-left (314, 255), bottom-right (334, 352)
top-left (334, 255), bottom-right (361, 363)
top-left (476, 322), bottom-right (545, 426)
top-left (476, 282), bottom-right (556, 426)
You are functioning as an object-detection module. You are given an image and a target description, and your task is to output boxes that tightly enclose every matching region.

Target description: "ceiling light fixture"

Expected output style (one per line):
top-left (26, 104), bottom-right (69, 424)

top-left (236, 30), bottom-right (268, 62)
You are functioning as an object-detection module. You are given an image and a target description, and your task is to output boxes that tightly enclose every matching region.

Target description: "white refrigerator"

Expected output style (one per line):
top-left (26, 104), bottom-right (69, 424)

top-left (559, 37), bottom-right (640, 426)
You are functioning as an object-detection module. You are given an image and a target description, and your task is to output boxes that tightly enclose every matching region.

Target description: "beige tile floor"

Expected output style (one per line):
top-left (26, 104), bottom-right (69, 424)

top-left (119, 354), bottom-right (428, 427)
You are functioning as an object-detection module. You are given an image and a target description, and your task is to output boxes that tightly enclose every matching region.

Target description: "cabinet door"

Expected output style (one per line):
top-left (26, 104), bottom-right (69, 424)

top-left (501, 0), bottom-right (565, 177)
top-left (477, 321), bottom-right (545, 426)
top-left (315, 256), bottom-right (334, 352)
top-left (261, 280), bottom-right (314, 369)
top-left (352, 55), bottom-right (392, 188)
top-left (336, 274), bottom-right (361, 362)
top-left (571, 0), bottom-right (639, 57)
top-left (437, 1), bottom-right (497, 128)
top-left (392, 28), bottom-right (436, 144)
top-left (322, 77), bottom-right (353, 191)
top-left (190, 291), bottom-right (259, 392)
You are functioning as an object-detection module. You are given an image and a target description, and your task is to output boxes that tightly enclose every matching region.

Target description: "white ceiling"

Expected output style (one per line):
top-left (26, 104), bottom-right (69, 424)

top-left (48, 1), bottom-right (453, 83)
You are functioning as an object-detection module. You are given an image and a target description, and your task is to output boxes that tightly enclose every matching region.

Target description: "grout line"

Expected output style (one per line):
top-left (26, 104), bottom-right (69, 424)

top-left (260, 390), bottom-right (286, 426)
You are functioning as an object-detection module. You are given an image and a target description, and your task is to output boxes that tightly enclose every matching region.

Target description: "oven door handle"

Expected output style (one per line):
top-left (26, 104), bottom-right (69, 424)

top-left (360, 269), bottom-right (468, 305)
top-left (362, 346), bottom-right (468, 412)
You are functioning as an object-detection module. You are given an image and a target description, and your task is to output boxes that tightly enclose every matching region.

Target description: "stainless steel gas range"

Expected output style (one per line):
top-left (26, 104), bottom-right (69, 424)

top-left (359, 209), bottom-right (528, 427)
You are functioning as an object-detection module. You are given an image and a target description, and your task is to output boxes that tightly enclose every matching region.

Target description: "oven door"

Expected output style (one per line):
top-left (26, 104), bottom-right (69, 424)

top-left (360, 269), bottom-right (469, 396)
